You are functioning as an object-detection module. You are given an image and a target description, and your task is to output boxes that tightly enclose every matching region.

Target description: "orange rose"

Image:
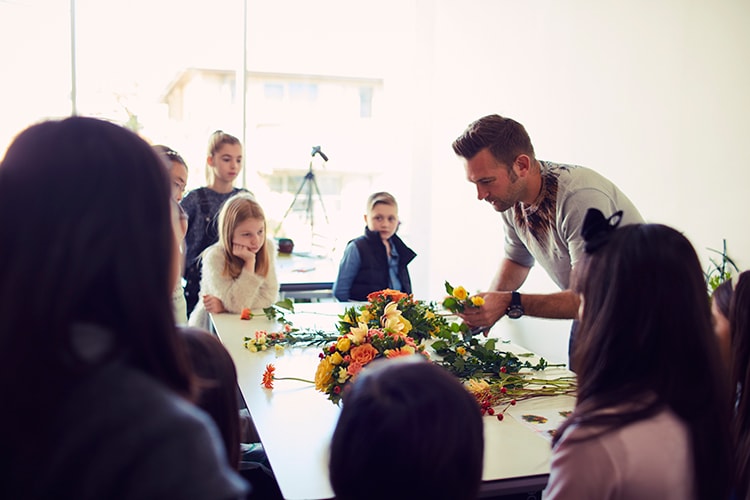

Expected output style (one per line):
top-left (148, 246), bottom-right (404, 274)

top-left (349, 343), bottom-right (378, 366)
top-left (366, 289), bottom-right (409, 303)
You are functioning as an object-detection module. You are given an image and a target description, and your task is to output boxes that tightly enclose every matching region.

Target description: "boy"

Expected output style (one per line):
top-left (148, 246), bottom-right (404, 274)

top-left (333, 192), bottom-right (416, 301)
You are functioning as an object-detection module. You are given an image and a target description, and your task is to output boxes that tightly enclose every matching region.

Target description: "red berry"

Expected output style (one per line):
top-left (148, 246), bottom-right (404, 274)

top-left (511, 399), bottom-right (517, 405)
top-left (329, 345), bottom-right (336, 353)
top-left (497, 413), bottom-right (504, 421)
top-left (333, 386), bottom-right (341, 394)
top-left (500, 366), bottom-right (507, 373)
top-left (487, 408), bottom-right (495, 415)
top-left (500, 386), bottom-right (507, 394)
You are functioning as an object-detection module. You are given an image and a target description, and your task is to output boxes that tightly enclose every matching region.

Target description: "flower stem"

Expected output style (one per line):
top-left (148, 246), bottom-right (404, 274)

top-left (274, 376), bottom-right (315, 384)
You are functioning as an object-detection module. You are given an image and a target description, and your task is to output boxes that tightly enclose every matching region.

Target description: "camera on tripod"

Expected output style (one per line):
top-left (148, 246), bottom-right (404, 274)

top-left (275, 146), bottom-right (331, 253)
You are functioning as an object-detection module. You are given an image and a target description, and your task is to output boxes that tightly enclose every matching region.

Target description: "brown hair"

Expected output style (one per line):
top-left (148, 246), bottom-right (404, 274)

top-left (366, 191), bottom-right (398, 212)
top-left (217, 193), bottom-right (270, 279)
top-left (205, 130), bottom-right (241, 185)
top-left (181, 327), bottom-right (241, 469)
top-left (452, 114), bottom-right (535, 169)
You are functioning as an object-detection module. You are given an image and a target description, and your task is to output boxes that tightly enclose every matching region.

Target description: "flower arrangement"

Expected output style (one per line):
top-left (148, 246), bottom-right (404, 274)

top-left (337, 289), bottom-right (450, 343)
top-left (314, 319), bottom-right (429, 404)
top-left (252, 287), bottom-right (576, 418)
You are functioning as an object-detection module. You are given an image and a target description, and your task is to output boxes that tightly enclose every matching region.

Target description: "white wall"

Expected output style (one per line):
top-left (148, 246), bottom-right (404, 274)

top-left (401, 0), bottom-right (750, 363)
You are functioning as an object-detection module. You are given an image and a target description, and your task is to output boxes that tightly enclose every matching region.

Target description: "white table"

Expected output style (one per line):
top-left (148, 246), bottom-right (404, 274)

top-left (212, 303), bottom-right (575, 499)
top-left (275, 252), bottom-right (336, 301)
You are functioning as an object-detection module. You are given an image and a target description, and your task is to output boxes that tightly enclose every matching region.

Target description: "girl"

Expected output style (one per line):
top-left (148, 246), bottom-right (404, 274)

top-left (545, 209), bottom-right (732, 500)
top-left (0, 117), bottom-right (247, 498)
top-left (182, 130), bottom-right (249, 316)
top-left (154, 144), bottom-right (190, 324)
top-left (189, 193), bottom-right (279, 329)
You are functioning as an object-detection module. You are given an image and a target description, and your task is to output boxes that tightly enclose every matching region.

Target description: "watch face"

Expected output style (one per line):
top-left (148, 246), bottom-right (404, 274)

top-left (507, 306), bottom-right (524, 319)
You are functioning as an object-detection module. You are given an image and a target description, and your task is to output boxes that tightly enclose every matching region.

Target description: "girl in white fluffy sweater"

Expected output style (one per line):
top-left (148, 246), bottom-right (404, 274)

top-left (189, 193), bottom-right (278, 329)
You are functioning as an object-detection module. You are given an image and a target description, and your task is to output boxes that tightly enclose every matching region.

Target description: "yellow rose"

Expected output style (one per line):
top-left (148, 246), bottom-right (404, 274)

top-left (336, 336), bottom-right (352, 353)
top-left (314, 357), bottom-right (335, 391)
top-left (358, 310), bottom-right (373, 323)
top-left (330, 351), bottom-right (344, 365)
top-left (470, 295), bottom-right (485, 307)
top-left (453, 286), bottom-right (468, 300)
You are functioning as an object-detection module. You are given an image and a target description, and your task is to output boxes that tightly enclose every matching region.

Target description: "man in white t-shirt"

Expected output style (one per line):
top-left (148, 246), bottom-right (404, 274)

top-left (452, 114), bottom-right (643, 357)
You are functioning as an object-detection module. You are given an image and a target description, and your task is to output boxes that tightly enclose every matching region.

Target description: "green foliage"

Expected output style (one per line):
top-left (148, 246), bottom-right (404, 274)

top-left (263, 298), bottom-right (295, 323)
top-left (704, 239), bottom-right (739, 293)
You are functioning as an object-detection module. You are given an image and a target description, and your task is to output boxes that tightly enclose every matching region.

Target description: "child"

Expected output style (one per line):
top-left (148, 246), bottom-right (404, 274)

top-left (329, 356), bottom-right (484, 500)
top-left (182, 130), bottom-right (249, 316)
top-left (188, 193), bottom-right (278, 330)
top-left (730, 272), bottom-right (750, 497)
top-left (181, 327), bottom-right (282, 500)
top-left (545, 209), bottom-right (732, 500)
top-left (154, 144), bottom-right (190, 325)
top-left (333, 192), bottom-right (416, 301)
top-left (0, 116), bottom-right (248, 498)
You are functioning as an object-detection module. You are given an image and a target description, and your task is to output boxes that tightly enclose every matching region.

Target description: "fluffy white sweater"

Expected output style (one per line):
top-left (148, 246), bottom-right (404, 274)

top-left (188, 242), bottom-right (279, 329)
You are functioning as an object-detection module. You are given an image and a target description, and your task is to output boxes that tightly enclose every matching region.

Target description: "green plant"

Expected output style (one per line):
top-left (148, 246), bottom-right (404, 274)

top-left (704, 239), bottom-right (739, 293)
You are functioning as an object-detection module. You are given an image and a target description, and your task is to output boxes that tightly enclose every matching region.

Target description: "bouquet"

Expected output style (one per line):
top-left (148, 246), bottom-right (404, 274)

top-left (338, 289), bottom-right (449, 343)
top-left (442, 281), bottom-right (485, 313)
top-left (314, 321), bottom-right (428, 404)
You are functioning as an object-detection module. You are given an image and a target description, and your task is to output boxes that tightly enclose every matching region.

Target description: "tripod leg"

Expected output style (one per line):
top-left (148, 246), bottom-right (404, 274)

top-left (275, 175), bottom-right (311, 234)
top-left (309, 174), bottom-right (330, 224)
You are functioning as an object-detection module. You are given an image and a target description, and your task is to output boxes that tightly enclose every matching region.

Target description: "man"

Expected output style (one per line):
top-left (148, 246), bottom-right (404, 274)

top-left (452, 114), bottom-right (643, 357)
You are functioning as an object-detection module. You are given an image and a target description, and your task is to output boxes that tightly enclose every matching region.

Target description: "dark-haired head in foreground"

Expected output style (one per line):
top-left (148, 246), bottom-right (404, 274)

top-left (329, 356), bottom-right (484, 500)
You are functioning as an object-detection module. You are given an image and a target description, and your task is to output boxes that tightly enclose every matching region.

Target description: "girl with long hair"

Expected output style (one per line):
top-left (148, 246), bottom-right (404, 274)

top-left (188, 192), bottom-right (278, 329)
top-left (545, 209), bottom-right (732, 500)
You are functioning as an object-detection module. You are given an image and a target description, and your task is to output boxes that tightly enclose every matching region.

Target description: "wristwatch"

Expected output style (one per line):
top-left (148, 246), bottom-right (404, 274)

top-left (506, 291), bottom-right (524, 319)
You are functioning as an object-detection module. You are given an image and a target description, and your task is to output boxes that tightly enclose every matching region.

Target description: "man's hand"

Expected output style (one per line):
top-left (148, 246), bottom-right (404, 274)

top-left (457, 291), bottom-right (512, 331)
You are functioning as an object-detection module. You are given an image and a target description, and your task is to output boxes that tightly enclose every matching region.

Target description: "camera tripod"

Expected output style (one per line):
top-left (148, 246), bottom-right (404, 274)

top-left (276, 146), bottom-right (330, 242)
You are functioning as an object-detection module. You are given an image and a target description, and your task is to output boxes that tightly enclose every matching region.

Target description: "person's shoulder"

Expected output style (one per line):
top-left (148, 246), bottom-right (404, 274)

top-left (203, 244), bottom-right (225, 265)
top-left (181, 188), bottom-right (202, 206)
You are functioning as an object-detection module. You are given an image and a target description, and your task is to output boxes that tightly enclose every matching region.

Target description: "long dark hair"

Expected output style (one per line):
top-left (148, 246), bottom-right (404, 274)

top-left (556, 223), bottom-right (732, 500)
top-left (0, 117), bottom-right (193, 459)
top-left (731, 271), bottom-right (750, 497)
top-left (181, 327), bottom-right (241, 469)
top-left (329, 356), bottom-right (484, 500)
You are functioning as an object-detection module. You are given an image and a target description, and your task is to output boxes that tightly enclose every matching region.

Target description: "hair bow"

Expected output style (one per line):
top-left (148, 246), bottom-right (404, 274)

top-left (581, 208), bottom-right (623, 253)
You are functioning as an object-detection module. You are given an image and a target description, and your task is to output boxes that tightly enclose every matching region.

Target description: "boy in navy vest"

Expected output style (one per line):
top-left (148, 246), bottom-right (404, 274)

top-left (333, 192), bottom-right (416, 301)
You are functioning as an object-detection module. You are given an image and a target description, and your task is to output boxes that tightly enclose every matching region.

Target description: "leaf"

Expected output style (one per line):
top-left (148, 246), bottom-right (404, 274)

top-left (276, 298), bottom-right (295, 312)
top-left (444, 280), bottom-right (454, 295)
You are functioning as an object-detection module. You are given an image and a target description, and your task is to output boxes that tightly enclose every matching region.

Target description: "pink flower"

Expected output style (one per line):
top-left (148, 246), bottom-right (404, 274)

top-left (347, 361), bottom-right (364, 376)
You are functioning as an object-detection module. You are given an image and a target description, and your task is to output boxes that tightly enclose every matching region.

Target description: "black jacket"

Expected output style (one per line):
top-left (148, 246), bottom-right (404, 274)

top-left (349, 227), bottom-right (416, 301)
